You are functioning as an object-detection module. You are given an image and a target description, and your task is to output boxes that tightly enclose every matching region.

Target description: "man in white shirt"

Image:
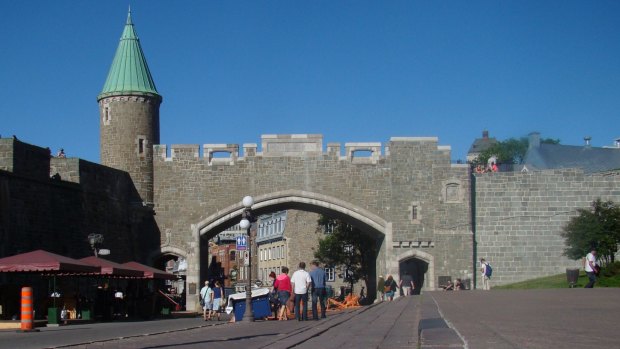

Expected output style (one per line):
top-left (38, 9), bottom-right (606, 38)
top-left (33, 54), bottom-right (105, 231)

top-left (584, 248), bottom-right (597, 288)
top-left (200, 281), bottom-right (213, 320)
top-left (290, 262), bottom-right (312, 321)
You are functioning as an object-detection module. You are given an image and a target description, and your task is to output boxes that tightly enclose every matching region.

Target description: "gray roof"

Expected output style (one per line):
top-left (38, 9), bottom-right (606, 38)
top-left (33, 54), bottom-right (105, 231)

top-left (524, 143), bottom-right (620, 173)
top-left (467, 135), bottom-right (498, 155)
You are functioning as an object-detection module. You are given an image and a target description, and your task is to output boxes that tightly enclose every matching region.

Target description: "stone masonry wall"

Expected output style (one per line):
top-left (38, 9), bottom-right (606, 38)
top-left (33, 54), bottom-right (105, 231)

top-left (0, 138), bottom-right (51, 180)
top-left (0, 139), bottom-right (159, 264)
top-left (475, 169), bottom-right (620, 286)
top-left (153, 135), bottom-right (473, 291)
top-left (99, 96), bottom-right (160, 204)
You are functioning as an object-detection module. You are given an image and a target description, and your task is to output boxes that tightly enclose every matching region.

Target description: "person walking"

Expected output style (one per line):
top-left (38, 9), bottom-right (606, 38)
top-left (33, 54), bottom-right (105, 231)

top-left (480, 258), bottom-right (491, 290)
top-left (309, 261), bottom-right (327, 320)
top-left (584, 248), bottom-right (598, 288)
top-left (211, 280), bottom-right (224, 321)
top-left (399, 271), bottom-right (415, 296)
top-left (384, 275), bottom-right (397, 301)
top-left (199, 281), bottom-right (213, 321)
top-left (290, 262), bottom-right (311, 321)
top-left (274, 266), bottom-right (292, 320)
top-left (377, 275), bottom-right (385, 301)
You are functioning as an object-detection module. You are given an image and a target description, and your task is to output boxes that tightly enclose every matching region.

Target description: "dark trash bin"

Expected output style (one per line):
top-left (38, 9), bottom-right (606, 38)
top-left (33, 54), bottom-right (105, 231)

top-left (566, 268), bottom-right (579, 288)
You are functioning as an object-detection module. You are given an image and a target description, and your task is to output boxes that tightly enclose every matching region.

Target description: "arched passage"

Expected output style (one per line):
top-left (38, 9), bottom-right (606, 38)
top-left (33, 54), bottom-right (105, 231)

top-left (185, 190), bottom-right (392, 310)
top-left (196, 190), bottom-right (388, 239)
top-left (397, 249), bottom-right (434, 293)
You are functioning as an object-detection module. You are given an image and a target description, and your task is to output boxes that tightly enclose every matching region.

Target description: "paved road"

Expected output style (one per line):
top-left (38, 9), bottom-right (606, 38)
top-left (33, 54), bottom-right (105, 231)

top-left (428, 288), bottom-right (620, 349)
top-left (1, 289), bottom-right (617, 349)
top-left (0, 297), bottom-right (420, 349)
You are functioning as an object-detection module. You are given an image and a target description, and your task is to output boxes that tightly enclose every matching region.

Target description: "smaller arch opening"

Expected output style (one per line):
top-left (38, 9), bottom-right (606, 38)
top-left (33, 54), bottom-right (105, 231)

top-left (399, 257), bottom-right (428, 295)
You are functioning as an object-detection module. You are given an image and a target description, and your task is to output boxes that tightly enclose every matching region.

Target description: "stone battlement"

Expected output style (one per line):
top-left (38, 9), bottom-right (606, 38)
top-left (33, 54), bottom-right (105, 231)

top-left (153, 134), bottom-right (455, 166)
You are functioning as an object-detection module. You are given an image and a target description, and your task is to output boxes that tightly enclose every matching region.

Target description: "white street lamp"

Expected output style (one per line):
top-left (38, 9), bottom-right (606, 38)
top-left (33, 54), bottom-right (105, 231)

top-left (240, 196), bottom-right (255, 322)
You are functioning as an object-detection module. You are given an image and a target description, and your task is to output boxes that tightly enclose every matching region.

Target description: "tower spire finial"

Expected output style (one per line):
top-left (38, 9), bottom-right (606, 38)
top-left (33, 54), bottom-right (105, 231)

top-left (126, 5), bottom-right (132, 25)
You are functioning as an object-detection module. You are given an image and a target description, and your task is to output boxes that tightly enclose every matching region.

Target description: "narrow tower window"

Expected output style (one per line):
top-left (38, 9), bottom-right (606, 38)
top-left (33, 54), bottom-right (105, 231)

top-left (103, 106), bottom-right (110, 125)
top-left (409, 201), bottom-right (421, 224)
top-left (138, 138), bottom-right (145, 154)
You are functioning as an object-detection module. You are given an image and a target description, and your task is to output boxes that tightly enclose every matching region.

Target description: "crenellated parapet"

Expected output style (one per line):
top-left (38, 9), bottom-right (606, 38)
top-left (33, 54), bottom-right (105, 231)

top-left (153, 134), bottom-right (460, 167)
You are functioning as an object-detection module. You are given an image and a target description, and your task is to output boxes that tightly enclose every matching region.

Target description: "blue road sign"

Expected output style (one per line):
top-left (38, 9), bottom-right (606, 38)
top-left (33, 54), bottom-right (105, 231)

top-left (236, 235), bottom-right (247, 250)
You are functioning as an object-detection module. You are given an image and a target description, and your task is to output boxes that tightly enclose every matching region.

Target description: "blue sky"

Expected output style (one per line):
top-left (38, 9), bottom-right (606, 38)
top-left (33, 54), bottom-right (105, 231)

top-left (1, 1), bottom-right (619, 163)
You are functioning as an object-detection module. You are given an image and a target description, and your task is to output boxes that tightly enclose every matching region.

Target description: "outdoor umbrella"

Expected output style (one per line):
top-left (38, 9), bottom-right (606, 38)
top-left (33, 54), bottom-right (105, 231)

top-left (122, 261), bottom-right (176, 280)
top-left (78, 256), bottom-right (144, 278)
top-left (0, 250), bottom-right (100, 274)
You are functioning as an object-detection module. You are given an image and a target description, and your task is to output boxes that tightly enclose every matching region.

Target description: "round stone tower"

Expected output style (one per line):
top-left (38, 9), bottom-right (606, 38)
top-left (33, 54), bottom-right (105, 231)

top-left (97, 9), bottom-right (162, 205)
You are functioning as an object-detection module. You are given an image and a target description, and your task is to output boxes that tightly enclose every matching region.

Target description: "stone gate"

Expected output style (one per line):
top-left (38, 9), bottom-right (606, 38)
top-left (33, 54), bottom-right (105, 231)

top-left (151, 134), bottom-right (473, 309)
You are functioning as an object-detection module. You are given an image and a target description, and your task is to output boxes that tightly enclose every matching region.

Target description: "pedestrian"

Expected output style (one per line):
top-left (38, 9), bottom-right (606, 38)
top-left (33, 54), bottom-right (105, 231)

top-left (309, 261), bottom-right (327, 320)
top-left (480, 258), bottom-right (491, 290)
top-left (199, 280), bottom-right (213, 320)
top-left (455, 278), bottom-right (465, 290)
top-left (377, 275), bottom-right (385, 301)
top-left (274, 266), bottom-right (292, 321)
top-left (584, 248), bottom-right (598, 288)
top-left (384, 275), bottom-right (397, 301)
top-left (398, 271), bottom-right (415, 296)
top-left (212, 280), bottom-right (224, 321)
top-left (290, 261), bottom-right (311, 321)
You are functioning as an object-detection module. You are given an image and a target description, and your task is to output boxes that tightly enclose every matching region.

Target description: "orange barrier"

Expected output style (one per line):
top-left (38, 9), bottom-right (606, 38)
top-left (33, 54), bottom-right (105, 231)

top-left (20, 287), bottom-right (33, 331)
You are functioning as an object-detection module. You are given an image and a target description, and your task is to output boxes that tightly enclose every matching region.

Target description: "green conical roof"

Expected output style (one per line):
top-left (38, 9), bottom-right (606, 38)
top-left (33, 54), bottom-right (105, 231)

top-left (98, 9), bottom-right (161, 101)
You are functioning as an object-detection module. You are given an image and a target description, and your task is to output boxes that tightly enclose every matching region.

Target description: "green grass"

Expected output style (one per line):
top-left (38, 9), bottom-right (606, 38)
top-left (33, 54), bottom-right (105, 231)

top-left (495, 262), bottom-right (620, 289)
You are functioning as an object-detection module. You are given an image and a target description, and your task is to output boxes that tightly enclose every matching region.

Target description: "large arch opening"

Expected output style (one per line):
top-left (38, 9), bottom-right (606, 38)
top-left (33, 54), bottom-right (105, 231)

top-left (189, 190), bottom-right (389, 309)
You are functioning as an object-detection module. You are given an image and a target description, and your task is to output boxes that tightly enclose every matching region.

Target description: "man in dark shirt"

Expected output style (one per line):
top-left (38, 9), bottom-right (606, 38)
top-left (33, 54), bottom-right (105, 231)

top-left (309, 261), bottom-right (327, 320)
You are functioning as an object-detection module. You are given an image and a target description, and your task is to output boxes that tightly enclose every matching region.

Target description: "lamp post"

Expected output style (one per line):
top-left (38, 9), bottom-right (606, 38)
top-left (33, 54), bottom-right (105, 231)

top-left (87, 233), bottom-right (104, 257)
top-left (239, 195), bottom-right (255, 322)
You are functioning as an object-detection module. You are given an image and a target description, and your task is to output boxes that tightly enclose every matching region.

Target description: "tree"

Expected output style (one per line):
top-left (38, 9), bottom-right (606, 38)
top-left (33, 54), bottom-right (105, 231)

top-left (314, 215), bottom-right (377, 295)
top-left (477, 137), bottom-right (560, 165)
top-left (561, 199), bottom-right (620, 266)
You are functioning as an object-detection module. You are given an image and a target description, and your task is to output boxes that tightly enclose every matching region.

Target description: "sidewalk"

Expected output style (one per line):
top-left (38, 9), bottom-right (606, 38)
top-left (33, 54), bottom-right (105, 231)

top-left (7, 289), bottom-right (611, 349)
top-left (428, 288), bottom-right (620, 349)
top-left (0, 297), bottom-right (425, 349)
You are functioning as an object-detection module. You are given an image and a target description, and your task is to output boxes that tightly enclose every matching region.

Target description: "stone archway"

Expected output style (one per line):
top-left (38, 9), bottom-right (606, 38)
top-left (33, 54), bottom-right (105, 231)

top-left (396, 249), bottom-right (434, 292)
top-left (183, 190), bottom-right (392, 310)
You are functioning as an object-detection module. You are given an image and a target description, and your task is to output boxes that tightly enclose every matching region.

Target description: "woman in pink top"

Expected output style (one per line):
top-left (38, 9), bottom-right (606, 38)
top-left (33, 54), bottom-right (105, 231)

top-left (274, 266), bottom-right (292, 320)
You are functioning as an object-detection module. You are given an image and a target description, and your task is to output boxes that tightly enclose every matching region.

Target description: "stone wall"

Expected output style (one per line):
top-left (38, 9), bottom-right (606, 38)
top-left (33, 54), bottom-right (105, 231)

top-left (475, 169), bottom-right (620, 286)
top-left (0, 137), bottom-right (50, 180)
top-left (99, 95), bottom-right (160, 204)
top-left (152, 135), bottom-right (473, 297)
top-left (0, 140), bottom-right (159, 264)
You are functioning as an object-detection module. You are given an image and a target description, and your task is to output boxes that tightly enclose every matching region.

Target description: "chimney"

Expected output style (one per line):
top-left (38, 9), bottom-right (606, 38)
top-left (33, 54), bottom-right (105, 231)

top-left (528, 132), bottom-right (540, 150)
top-left (482, 130), bottom-right (489, 139)
top-left (584, 136), bottom-right (591, 147)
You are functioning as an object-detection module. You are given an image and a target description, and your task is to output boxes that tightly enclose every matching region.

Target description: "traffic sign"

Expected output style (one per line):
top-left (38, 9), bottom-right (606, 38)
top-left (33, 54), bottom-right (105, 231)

top-left (236, 235), bottom-right (247, 250)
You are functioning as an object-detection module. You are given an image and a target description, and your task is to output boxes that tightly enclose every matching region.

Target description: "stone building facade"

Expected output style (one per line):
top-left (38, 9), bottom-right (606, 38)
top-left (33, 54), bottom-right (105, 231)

top-left (152, 134), bottom-right (473, 309)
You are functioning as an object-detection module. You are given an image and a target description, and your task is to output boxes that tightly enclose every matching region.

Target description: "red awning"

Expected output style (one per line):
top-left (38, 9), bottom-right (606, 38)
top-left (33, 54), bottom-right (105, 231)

top-left (122, 261), bottom-right (176, 280)
top-left (79, 256), bottom-right (145, 278)
top-left (0, 250), bottom-right (100, 274)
